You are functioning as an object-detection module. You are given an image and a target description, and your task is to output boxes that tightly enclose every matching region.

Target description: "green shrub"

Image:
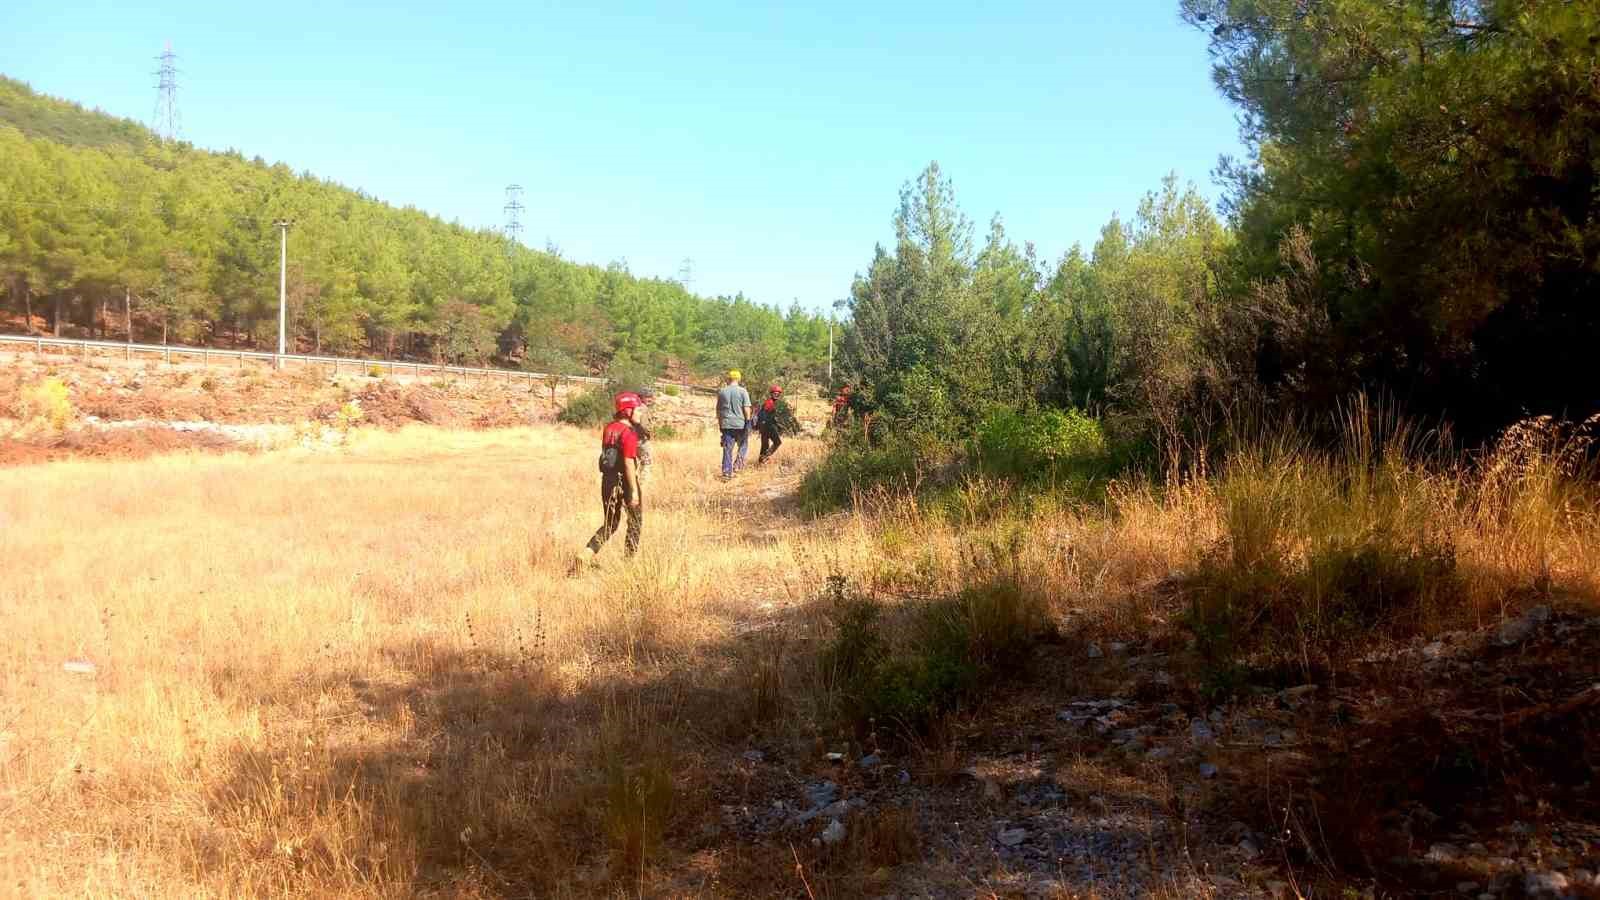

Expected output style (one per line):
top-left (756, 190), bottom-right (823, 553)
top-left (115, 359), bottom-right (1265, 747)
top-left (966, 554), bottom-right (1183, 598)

top-left (799, 436), bottom-right (923, 514)
top-left (335, 401), bottom-right (364, 432)
top-left (818, 576), bottom-right (886, 684)
top-left (19, 377), bottom-right (73, 431)
top-left (818, 573), bottom-right (1046, 734)
top-left (650, 422), bottom-right (678, 441)
top-left (367, 364), bottom-right (384, 379)
top-left (974, 407), bottom-right (1107, 480)
top-left (661, 384), bottom-right (680, 397)
top-left (558, 387), bottom-right (614, 428)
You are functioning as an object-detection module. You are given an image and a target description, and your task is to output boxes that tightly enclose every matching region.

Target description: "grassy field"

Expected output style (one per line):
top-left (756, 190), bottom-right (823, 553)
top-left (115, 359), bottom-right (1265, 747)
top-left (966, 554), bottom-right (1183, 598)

top-left (0, 426), bottom-right (849, 895)
top-left (3, 411), bottom-right (1598, 897)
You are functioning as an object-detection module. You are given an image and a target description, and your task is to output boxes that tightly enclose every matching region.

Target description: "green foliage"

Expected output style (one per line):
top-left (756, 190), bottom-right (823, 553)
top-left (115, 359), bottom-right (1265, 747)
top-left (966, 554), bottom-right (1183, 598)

top-left (973, 407), bottom-right (1108, 480)
top-left (837, 162), bottom-right (1227, 468)
top-left (366, 364), bottom-right (384, 378)
top-left (557, 387), bottom-right (614, 428)
top-left (17, 376), bottom-right (72, 430)
top-left (1181, 0), bottom-right (1600, 439)
top-left (602, 352), bottom-right (657, 395)
top-left (798, 435), bottom-right (923, 515)
top-left (817, 573), bottom-right (1046, 734)
top-left (660, 384), bottom-right (680, 397)
top-left (334, 401), bottom-right (365, 432)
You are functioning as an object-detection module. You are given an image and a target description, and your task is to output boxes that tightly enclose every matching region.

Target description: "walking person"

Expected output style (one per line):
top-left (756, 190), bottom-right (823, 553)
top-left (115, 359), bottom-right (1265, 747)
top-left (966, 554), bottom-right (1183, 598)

top-left (571, 392), bottom-right (644, 574)
top-left (756, 384), bottom-right (785, 465)
top-left (828, 383), bottom-right (854, 432)
top-left (716, 369), bottom-right (752, 480)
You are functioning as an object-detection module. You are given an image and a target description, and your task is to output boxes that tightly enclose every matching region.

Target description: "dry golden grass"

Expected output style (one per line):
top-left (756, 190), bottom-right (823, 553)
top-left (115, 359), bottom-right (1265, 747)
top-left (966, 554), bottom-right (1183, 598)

top-left (3, 407), bottom-right (1597, 897)
top-left (0, 426), bottom-right (867, 896)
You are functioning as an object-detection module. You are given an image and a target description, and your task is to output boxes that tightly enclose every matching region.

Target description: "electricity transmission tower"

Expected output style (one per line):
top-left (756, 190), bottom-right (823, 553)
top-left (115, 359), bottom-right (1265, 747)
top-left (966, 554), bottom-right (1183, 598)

top-left (152, 42), bottom-right (181, 142)
top-left (503, 184), bottom-right (525, 246)
top-left (678, 257), bottom-right (694, 291)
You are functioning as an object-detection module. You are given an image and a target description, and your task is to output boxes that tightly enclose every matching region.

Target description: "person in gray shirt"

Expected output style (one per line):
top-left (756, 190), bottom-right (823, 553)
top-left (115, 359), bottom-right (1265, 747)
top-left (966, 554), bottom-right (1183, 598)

top-left (716, 369), bottom-right (753, 479)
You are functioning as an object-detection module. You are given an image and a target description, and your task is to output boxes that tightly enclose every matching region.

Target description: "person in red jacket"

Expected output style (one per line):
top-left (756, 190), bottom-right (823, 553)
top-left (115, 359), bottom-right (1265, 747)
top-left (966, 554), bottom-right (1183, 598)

top-left (756, 384), bottom-right (785, 464)
top-left (829, 383), bottom-right (854, 431)
top-left (571, 392), bottom-right (644, 574)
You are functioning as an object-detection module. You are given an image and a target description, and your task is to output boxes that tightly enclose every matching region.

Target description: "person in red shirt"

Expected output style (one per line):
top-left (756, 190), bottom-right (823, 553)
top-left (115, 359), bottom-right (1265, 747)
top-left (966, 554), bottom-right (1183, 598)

top-left (756, 384), bottom-right (785, 464)
top-left (572, 392), bottom-right (644, 573)
top-left (828, 383), bottom-right (854, 431)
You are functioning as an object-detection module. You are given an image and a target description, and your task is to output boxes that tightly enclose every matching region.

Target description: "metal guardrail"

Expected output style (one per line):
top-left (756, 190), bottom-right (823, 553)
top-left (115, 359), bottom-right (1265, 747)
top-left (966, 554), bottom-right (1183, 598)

top-left (0, 333), bottom-right (611, 386)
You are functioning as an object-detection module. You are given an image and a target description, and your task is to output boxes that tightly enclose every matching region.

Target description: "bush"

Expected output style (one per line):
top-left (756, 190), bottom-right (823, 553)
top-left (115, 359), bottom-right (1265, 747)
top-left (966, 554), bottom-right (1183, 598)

top-left (974, 407), bottom-right (1107, 480)
top-left (818, 573), bottom-right (1046, 734)
top-left (19, 377), bottom-right (73, 431)
top-left (1187, 411), bottom-right (1459, 680)
top-left (557, 387), bottom-right (614, 428)
top-left (367, 364), bottom-right (384, 379)
top-left (661, 384), bottom-right (680, 397)
top-left (799, 435), bottom-right (923, 514)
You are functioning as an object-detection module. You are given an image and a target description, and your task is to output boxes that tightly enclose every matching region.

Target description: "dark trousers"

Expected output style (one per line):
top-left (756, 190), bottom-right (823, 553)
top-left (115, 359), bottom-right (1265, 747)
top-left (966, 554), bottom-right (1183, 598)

top-left (758, 426), bottom-right (782, 462)
top-left (586, 472), bottom-right (641, 556)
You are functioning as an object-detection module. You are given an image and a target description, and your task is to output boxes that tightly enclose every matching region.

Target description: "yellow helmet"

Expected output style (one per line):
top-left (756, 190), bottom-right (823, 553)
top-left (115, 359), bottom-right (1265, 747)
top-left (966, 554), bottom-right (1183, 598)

top-left (727, 369), bottom-right (741, 381)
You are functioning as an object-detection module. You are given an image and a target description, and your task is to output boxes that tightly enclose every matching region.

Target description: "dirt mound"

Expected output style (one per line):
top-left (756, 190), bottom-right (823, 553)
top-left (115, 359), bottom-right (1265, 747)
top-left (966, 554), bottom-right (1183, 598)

top-left (0, 425), bottom-right (240, 465)
top-left (355, 382), bottom-right (462, 428)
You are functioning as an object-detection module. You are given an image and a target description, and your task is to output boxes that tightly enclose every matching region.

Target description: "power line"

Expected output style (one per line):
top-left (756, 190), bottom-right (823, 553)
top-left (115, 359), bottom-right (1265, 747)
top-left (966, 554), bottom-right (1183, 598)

top-left (503, 184), bottom-right (524, 246)
top-left (152, 42), bottom-right (181, 143)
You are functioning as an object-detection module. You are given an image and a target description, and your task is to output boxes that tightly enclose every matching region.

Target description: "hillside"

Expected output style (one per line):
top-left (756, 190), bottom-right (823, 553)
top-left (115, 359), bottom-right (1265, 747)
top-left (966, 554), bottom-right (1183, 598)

top-left (0, 76), bottom-right (831, 381)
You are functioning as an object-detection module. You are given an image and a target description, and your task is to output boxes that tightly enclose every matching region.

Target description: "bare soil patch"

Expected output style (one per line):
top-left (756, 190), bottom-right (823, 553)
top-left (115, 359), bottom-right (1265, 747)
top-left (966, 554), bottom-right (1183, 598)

top-left (0, 424), bottom-right (240, 465)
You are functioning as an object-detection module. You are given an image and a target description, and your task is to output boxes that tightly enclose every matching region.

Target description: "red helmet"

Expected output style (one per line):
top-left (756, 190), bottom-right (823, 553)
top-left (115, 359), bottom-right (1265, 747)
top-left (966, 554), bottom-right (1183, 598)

top-left (614, 392), bottom-right (642, 415)
top-left (769, 384), bottom-right (783, 395)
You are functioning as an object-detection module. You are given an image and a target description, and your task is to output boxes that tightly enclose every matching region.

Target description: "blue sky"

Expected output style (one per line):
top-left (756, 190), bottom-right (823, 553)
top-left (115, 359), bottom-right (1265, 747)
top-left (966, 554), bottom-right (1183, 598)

top-left (1, 0), bottom-right (1244, 311)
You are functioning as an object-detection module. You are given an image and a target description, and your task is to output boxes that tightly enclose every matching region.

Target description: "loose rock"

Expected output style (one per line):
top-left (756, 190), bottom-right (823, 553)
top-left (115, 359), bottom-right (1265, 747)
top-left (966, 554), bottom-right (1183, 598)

top-left (1426, 842), bottom-right (1462, 863)
top-left (998, 827), bottom-right (1029, 847)
top-left (821, 819), bottom-right (846, 845)
top-left (805, 781), bottom-right (838, 808)
top-left (1498, 606), bottom-right (1551, 645)
top-left (1524, 871), bottom-right (1569, 896)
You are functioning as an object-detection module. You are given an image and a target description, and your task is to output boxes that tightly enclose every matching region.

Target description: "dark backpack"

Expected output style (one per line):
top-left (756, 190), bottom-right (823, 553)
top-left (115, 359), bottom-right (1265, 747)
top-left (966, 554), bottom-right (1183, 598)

top-left (598, 421), bottom-right (630, 473)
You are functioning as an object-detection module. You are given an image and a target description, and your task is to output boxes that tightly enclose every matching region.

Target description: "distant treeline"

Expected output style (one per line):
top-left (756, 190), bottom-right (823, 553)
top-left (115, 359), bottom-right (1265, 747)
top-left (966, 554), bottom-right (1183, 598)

top-left (0, 76), bottom-right (831, 379)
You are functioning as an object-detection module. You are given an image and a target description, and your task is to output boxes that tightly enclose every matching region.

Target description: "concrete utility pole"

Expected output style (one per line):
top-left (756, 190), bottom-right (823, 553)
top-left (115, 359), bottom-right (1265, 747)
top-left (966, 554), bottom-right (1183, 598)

top-left (274, 219), bottom-right (292, 368)
top-left (828, 298), bottom-right (848, 385)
